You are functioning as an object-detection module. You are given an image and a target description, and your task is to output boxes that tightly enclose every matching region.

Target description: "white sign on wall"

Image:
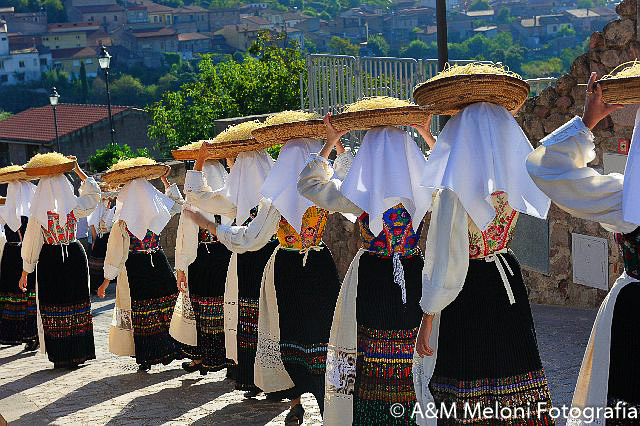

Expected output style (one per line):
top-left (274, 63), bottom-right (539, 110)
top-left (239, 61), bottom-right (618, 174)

top-left (572, 233), bottom-right (609, 290)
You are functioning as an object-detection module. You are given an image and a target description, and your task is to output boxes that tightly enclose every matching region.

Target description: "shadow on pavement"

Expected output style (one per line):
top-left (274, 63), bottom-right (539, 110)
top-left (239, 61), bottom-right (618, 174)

top-left (191, 396), bottom-right (289, 425)
top-left (0, 368), bottom-right (72, 400)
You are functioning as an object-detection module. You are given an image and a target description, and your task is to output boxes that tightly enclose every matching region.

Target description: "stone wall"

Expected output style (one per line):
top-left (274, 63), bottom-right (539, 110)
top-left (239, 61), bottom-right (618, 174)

top-left (516, 0), bottom-right (639, 307)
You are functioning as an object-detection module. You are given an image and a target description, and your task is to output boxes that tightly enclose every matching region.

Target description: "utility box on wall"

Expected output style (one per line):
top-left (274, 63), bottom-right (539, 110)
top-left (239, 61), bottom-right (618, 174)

top-left (571, 233), bottom-right (609, 290)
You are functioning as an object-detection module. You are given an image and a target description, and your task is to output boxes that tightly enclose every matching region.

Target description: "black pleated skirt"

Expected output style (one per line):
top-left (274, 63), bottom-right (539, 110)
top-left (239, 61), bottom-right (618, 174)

top-left (89, 233), bottom-right (109, 292)
top-left (353, 251), bottom-right (424, 426)
top-left (607, 282), bottom-right (640, 422)
top-left (430, 251), bottom-right (553, 425)
top-left (182, 242), bottom-right (233, 370)
top-left (234, 239), bottom-right (278, 391)
top-left (126, 249), bottom-right (179, 366)
top-left (37, 242), bottom-right (95, 367)
top-left (0, 243), bottom-right (37, 345)
top-left (271, 246), bottom-right (341, 411)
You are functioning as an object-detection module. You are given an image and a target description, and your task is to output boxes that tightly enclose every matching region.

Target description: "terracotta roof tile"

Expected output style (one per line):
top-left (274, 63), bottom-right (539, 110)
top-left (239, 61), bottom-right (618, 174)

top-left (0, 104), bottom-right (131, 144)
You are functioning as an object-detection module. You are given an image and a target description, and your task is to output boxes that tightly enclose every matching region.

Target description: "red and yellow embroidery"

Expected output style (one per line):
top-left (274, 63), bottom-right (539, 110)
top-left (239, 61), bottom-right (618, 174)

top-left (276, 206), bottom-right (329, 250)
top-left (468, 192), bottom-right (519, 259)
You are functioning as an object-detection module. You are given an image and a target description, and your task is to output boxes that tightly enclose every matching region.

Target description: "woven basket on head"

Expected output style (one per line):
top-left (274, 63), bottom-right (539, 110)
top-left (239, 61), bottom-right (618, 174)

top-left (252, 119), bottom-right (326, 144)
top-left (206, 138), bottom-right (277, 159)
top-left (413, 74), bottom-right (530, 115)
top-left (24, 160), bottom-right (75, 178)
top-left (330, 106), bottom-right (430, 132)
top-left (0, 168), bottom-right (31, 183)
top-left (597, 61), bottom-right (640, 105)
top-left (102, 164), bottom-right (170, 186)
top-left (172, 145), bottom-right (204, 161)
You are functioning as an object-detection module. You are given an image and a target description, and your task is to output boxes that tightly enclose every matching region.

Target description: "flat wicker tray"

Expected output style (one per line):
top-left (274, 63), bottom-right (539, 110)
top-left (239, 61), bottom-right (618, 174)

top-left (171, 148), bottom-right (200, 161)
top-left (598, 76), bottom-right (640, 105)
top-left (102, 164), bottom-right (170, 185)
top-left (0, 169), bottom-right (30, 183)
top-left (25, 160), bottom-right (75, 178)
top-left (330, 106), bottom-right (430, 131)
top-left (251, 119), bottom-right (326, 144)
top-left (413, 73), bottom-right (530, 115)
top-left (206, 138), bottom-right (277, 159)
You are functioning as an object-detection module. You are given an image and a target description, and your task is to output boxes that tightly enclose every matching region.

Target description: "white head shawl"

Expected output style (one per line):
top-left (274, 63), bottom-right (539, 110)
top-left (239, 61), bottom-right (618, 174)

top-left (87, 199), bottom-right (115, 232)
top-left (261, 138), bottom-right (322, 232)
top-left (623, 108), bottom-right (640, 225)
top-left (340, 126), bottom-right (431, 236)
top-left (193, 159), bottom-right (232, 225)
top-left (113, 178), bottom-right (175, 241)
top-left (421, 102), bottom-right (551, 230)
top-left (0, 180), bottom-right (36, 232)
top-left (31, 174), bottom-right (79, 228)
top-left (222, 149), bottom-right (274, 225)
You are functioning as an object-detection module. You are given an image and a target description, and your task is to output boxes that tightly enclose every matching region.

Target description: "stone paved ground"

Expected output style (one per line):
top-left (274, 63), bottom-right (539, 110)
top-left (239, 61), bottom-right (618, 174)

top-left (0, 290), bottom-right (597, 426)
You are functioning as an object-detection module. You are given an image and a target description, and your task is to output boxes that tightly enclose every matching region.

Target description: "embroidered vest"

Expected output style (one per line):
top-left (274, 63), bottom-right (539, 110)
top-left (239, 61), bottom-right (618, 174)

top-left (615, 227), bottom-right (640, 280)
top-left (277, 206), bottom-right (329, 250)
top-left (358, 203), bottom-right (422, 257)
top-left (128, 229), bottom-right (161, 253)
top-left (467, 191), bottom-right (519, 259)
top-left (42, 211), bottom-right (78, 245)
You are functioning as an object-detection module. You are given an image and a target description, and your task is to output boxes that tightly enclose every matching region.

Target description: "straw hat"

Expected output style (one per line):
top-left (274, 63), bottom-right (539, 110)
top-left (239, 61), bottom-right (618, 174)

top-left (24, 152), bottom-right (76, 178)
top-left (101, 157), bottom-right (170, 186)
top-left (0, 165), bottom-right (34, 183)
top-left (329, 96), bottom-right (431, 132)
top-left (413, 62), bottom-right (530, 115)
top-left (598, 61), bottom-right (640, 105)
top-left (251, 111), bottom-right (325, 145)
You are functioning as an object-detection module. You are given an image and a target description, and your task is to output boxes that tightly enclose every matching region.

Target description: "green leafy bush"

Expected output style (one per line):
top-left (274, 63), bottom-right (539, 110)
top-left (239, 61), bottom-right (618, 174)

top-left (88, 144), bottom-right (150, 172)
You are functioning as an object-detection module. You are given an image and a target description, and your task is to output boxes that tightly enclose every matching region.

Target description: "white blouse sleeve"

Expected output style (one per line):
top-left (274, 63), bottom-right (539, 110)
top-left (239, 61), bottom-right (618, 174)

top-left (184, 170), bottom-right (237, 218)
top-left (174, 207), bottom-right (198, 272)
top-left (420, 189), bottom-right (470, 315)
top-left (526, 116), bottom-right (637, 234)
top-left (21, 217), bottom-right (44, 274)
top-left (103, 220), bottom-right (130, 281)
top-left (166, 183), bottom-right (184, 217)
top-left (73, 177), bottom-right (101, 219)
top-left (297, 154), bottom-right (363, 216)
top-left (216, 198), bottom-right (280, 254)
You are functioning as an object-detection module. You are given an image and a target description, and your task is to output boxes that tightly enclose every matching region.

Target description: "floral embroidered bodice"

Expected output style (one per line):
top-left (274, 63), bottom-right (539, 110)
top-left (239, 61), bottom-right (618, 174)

top-left (199, 215), bottom-right (221, 244)
top-left (277, 206), bottom-right (329, 250)
top-left (615, 227), bottom-right (640, 280)
top-left (5, 217), bottom-right (28, 244)
top-left (468, 191), bottom-right (519, 259)
top-left (42, 211), bottom-right (78, 245)
top-left (358, 204), bottom-right (421, 257)
top-left (128, 229), bottom-right (161, 252)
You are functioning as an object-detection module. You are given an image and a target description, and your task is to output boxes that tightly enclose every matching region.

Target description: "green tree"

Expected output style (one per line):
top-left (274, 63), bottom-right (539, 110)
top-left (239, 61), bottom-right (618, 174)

top-left (88, 144), bottom-right (150, 172)
top-left (328, 36), bottom-right (360, 56)
top-left (576, 0), bottom-right (594, 8)
top-left (400, 40), bottom-right (435, 59)
top-left (521, 57), bottom-right (564, 78)
top-left (79, 61), bottom-right (89, 103)
top-left (557, 24), bottom-right (576, 38)
top-left (0, 110), bottom-right (11, 121)
top-left (495, 6), bottom-right (512, 24)
top-left (468, 0), bottom-right (490, 11)
top-left (367, 34), bottom-right (390, 56)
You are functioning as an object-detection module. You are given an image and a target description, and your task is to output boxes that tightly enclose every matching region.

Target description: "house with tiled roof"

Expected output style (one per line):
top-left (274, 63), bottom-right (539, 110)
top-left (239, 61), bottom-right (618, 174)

top-left (0, 20), bottom-right (51, 85)
top-left (0, 103), bottom-right (153, 165)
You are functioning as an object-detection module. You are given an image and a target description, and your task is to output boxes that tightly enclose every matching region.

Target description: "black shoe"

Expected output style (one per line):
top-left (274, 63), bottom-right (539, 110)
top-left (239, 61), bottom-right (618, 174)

top-left (24, 340), bottom-right (39, 352)
top-left (243, 389), bottom-right (259, 398)
top-left (181, 361), bottom-right (202, 373)
top-left (162, 356), bottom-right (174, 366)
top-left (285, 404), bottom-right (304, 425)
top-left (138, 363), bottom-right (151, 372)
top-left (199, 366), bottom-right (208, 376)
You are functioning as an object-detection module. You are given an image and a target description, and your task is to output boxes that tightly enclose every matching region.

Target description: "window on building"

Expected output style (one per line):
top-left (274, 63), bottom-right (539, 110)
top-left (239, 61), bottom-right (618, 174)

top-left (0, 75), bottom-right (7, 83)
top-left (54, 36), bottom-right (59, 40)
top-left (103, 16), bottom-right (107, 24)
top-left (72, 60), bottom-right (80, 66)
top-left (0, 60), bottom-right (3, 70)
top-left (16, 73), bottom-right (24, 81)
top-left (114, 15), bottom-right (118, 21)
top-left (76, 35), bottom-right (80, 39)
top-left (85, 59), bottom-right (93, 64)
top-left (40, 58), bottom-right (47, 66)
top-left (19, 61), bottom-right (25, 68)
top-left (153, 16), bottom-right (158, 22)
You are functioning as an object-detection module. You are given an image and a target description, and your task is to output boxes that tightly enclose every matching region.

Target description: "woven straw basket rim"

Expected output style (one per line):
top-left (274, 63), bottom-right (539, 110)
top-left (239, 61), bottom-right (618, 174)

top-left (413, 73), bottom-right (530, 115)
top-left (598, 75), bottom-right (640, 105)
top-left (206, 138), bottom-right (277, 159)
top-left (251, 119), bottom-right (326, 144)
top-left (102, 164), bottom-right (170, 185)
top-left (0, 169), bottom-right (33, 183)
top-left (330, 105), bottom-right (429, 131)
top-left (0, 197), bottom-right (5, 205)
top-left (24, 160), bottom-right (75, 178)
top-left (171, 148), bottom-right (201, 161)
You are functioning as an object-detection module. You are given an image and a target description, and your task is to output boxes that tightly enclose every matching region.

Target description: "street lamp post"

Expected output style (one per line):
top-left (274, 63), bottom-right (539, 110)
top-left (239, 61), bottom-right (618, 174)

top-left (435, 0), bottom-right (449, 131)
top-left (98, 45), bottom-right (116, 145)
top-left (49, 86), bottom-right (61, 152)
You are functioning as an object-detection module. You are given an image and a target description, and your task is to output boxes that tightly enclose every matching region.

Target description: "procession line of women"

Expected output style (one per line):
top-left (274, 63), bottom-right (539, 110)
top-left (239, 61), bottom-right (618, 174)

top-left (1, 66), bottom-right (639, 426)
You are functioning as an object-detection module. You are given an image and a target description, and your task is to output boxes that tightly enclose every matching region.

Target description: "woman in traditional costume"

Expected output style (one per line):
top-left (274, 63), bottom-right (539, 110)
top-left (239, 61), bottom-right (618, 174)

top-left (96, 158), bottom-right (183, 372)
top-left (171, 153), bottom-right (233, 376)
top-left (87, 185), bottom-right (116, 294)
top-left (182, 123), bottom-right (278, 397)
top-left (413, 101), bottom-right (554, 424)
top-left (186, 119), bottom-right (343, 423)
top-left (526, 73), bottom-right (639, 424)
top-left (19, 154), bottom-right (100, 368)
top-left (297, 112), bottom-right (435, 425)
top-left (0, 166), bottom-right (37, 351)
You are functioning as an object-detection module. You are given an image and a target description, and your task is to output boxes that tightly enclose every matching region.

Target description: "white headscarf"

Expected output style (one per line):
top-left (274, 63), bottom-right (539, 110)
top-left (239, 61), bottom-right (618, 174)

top-left (202, 159), bottom-right (228, 193)
top-left (113, 178), bottom-right (174, 241)
top-left (340, 126), bottom-right (431, 236)
top-left (623, 108), bottom-right (640, 225)
top-left (222, 149), bottom-right (274, 225)
top-left (87, 199), bottom-right (115, 232)
top-left (31, 174), bottom-right (79, 228)
top-left (261, 138), bottom-right (322, 233)
top-left (420, 102), bottom-right (551, 230)
top-left (0, 180), bottom-right (36, 232)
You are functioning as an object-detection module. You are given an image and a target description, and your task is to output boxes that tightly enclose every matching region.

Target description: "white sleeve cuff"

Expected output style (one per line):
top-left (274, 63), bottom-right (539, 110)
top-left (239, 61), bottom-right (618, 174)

top-left (104, 263), bottom-right (120, 281)
top-left (215, 224), bottom-right (233, 245)
top-left (185, 170), bottom-right (207, 193)
top-left (541, 116), bottom-right (592, 147)
top-left (23, 261), bottom-right (36, 274)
